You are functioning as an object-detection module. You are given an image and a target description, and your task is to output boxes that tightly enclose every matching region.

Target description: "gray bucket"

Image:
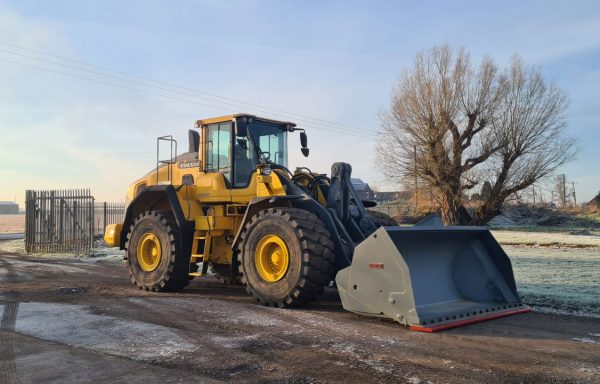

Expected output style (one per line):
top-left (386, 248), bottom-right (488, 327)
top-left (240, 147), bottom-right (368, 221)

top-left (336, 226), bottom-right (529, 331)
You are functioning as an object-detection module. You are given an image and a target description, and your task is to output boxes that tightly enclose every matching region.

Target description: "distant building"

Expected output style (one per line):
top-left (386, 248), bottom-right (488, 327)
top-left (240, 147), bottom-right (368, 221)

top-left (587, 192), bottom-right (600, 212)
top-left (0, 201), bottom-right (18, 214)
top-left (350, 178), bottom-right (374, 200)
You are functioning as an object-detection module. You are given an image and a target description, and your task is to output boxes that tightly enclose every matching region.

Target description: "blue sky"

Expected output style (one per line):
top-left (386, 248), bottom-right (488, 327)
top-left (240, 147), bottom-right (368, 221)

top-left (1, 0), bottom-right (599, 206)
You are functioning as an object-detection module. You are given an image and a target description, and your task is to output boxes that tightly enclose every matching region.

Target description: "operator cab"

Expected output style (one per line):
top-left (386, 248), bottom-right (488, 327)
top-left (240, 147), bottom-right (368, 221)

top-left (196, 114), bottom-right (309, 188)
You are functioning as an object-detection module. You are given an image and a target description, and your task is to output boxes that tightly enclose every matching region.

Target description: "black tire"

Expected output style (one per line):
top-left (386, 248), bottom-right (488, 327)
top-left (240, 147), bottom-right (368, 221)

top-left (211, 263), bottom-right (242, 285)
top-left (367, 210), bottom-right (398, 226)
top-left (126, 210), bottom-right (190, 292)
top-left (237, 208), bottom-right (335, 307)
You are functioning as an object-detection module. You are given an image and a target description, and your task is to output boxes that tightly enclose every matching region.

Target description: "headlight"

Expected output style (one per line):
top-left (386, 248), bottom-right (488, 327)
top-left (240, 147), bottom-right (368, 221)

top-left (260, 165), bottom-right (272, 176)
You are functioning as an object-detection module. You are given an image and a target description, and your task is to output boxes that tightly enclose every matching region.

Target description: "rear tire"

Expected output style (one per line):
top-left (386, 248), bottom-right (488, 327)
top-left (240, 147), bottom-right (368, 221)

top-left (237, 208), bottom-right (335, 307)
top-left (126, 210), bottom-right (190, 292)
top-left (367, 210), bottom-right (398, 226)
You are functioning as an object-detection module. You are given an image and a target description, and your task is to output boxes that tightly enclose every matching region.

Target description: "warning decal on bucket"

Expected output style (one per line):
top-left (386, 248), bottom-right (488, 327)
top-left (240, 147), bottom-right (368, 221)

top-left (369, 263), bottom-right (384, 269)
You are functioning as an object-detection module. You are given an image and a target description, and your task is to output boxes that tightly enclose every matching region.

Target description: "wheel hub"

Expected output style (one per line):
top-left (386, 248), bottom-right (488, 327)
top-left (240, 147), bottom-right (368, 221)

top-left (255, 235), bottom-right (289, 282)
top-left (137, 232), bottom-right (162, 272)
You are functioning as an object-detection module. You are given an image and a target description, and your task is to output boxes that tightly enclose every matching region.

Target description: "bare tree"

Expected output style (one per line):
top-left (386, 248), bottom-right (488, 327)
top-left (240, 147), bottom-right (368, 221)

top-left (379, 47), bottom-right (577, 225)
top-left (473, 59), bottom-right (576, 223)
top-left (378, 46), bottom-right (504, 224)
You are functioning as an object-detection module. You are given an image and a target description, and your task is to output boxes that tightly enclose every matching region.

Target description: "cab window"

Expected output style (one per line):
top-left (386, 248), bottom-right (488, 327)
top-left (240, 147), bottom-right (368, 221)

top-left (206, 122), bottom-right (231, 183)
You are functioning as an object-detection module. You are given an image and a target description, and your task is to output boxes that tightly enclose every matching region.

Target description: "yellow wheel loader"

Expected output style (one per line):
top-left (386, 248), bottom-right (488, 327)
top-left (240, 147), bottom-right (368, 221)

top-left (104, 114), bottom-right (529, 332)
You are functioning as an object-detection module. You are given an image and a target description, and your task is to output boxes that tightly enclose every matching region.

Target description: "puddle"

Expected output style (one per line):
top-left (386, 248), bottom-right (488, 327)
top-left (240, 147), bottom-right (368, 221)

top-left (15, 302), bottom-right (196, 360)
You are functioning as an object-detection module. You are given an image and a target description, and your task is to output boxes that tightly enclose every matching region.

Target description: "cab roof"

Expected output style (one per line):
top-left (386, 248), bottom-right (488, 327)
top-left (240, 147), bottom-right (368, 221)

top-left (195, 113), bottom-right (296, 128)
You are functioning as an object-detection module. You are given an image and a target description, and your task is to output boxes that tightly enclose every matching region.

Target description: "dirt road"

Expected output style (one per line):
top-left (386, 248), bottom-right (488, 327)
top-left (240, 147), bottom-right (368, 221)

top-left (0, 252), bottom-right (598, 384)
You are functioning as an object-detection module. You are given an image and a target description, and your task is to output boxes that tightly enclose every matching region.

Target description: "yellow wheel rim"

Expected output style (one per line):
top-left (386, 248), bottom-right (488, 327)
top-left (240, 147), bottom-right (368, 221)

top-left (255, 235), bottom-right (290, 282)
top-left (137, 232), bottom-right (162, 272)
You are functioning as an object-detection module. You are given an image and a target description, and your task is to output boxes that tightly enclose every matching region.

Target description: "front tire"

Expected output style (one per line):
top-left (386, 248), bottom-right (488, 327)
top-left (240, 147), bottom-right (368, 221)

top-left (367, 209), bottom-right (398, 226)
top-left (237, 208), bottom-right (335, 307)
top-left (126, 211), bottom-right (190, 291)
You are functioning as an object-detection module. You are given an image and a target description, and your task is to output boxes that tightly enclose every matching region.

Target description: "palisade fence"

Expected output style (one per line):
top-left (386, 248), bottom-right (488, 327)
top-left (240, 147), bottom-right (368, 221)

top-left (368, 203), bottom-right (416, 218)
top-left (25, 189), bottom-right (125, 254)
top-left (94, 202), bottom-right (126, 237)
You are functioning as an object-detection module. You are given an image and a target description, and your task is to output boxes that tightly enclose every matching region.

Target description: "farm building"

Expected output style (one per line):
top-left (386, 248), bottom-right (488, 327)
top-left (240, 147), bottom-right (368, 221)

top-left (0, 201), bottom-right (19, 214)
top-left (350, 178), bottom-right (374, 200)
top-left (587, 192), bottom-right (600, 212)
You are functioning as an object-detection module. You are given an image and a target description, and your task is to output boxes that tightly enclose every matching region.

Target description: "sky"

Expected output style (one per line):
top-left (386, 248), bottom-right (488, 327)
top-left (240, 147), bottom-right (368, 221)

top-left (1, 0), bottom-right (599, 207)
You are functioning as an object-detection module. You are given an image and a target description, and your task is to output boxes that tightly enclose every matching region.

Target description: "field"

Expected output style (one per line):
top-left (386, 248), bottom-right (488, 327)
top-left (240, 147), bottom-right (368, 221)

top-left (508, 246), bottom-right (600, 317)
top-left (0, 214), bottom-right (25, 234)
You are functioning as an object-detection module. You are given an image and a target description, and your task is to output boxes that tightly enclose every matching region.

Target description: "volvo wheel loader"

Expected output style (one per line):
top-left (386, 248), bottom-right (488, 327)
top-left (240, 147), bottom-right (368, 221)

top-left (104, 113), bottom-right (529, 332)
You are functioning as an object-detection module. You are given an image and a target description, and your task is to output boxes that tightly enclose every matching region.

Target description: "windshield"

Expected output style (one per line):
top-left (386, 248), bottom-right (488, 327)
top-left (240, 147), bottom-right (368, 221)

top-left (233, 120), bottom-right (288, 187)
top-left (249, 121), bottom-right (288, 166)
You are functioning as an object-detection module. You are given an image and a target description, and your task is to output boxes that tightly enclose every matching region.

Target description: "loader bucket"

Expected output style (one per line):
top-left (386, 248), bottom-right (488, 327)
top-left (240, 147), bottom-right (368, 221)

top-left (335, 226), bottom-right (530, 332)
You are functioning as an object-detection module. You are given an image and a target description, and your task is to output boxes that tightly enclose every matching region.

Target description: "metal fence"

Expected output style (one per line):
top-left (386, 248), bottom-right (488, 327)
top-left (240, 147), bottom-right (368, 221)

top-left (369, 203), bottom-right (417, 218)
top-left (94, 202), bottom-right (126, 237)
top-left (25, 189), bottom-right (125, 254)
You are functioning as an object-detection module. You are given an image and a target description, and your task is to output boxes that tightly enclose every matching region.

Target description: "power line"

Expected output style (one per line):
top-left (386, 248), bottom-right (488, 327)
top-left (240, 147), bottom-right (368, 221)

top-left (0, 41), bottom-right (373, 136)
top-left (0, 48), bottom-right (373, 139)
top-left (0, 57), bottom-right (374, 139)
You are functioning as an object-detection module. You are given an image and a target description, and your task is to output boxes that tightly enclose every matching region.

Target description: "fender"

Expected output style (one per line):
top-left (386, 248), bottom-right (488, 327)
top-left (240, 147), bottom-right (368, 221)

top-left (232, 195), bottom-right (302, 250)
top-left (232, 195), bottom-right (353, 272)
top-left (119, 185), bottom-right (194, 253)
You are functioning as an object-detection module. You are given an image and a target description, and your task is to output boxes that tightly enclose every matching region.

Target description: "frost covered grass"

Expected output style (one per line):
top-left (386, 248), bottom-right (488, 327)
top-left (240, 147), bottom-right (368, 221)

top-left (0, 239), bottom-right (124, 264)
top-left (506, 246), bottom-right (600, 317)
top-left (492, 230), bottom-right (600, 248)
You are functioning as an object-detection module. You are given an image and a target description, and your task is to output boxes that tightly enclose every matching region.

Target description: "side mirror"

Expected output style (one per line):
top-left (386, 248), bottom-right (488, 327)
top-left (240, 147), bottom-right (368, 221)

top-left (300, 131), bottom-right (309, 157)
top-left (300, 131), bottom-right (308, 148)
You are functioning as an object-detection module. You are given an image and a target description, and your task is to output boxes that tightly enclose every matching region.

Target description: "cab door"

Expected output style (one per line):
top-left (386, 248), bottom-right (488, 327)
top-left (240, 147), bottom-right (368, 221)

top-left (196, 121), bottom-right (232, 203)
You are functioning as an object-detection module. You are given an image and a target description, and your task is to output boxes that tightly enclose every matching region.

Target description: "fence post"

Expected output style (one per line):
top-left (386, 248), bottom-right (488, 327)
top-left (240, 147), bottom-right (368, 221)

top-left (59, 197), bottom-right (64, 244)
top-left (49, 191), bottom-right (55, 252)
top-left (72, 199), bottom-right (78, 247)
top-left (90, 194), bottom-right (95, 252)
top-left (25, 190), bottom-right (30, 252)
top-left (103, 202), bottom-right (107, 236)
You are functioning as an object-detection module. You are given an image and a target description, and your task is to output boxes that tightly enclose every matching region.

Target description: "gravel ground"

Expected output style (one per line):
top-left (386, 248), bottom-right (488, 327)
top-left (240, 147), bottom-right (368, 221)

top-left (1, 250), bottom-right (599, 384)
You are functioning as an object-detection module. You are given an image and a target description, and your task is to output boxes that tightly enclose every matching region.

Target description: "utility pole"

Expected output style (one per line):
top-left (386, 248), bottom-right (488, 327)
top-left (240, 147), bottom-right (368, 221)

top-left (562, 176), bottom-right (567, 208)
top-left (571, 181), bottom-right (577, 207)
